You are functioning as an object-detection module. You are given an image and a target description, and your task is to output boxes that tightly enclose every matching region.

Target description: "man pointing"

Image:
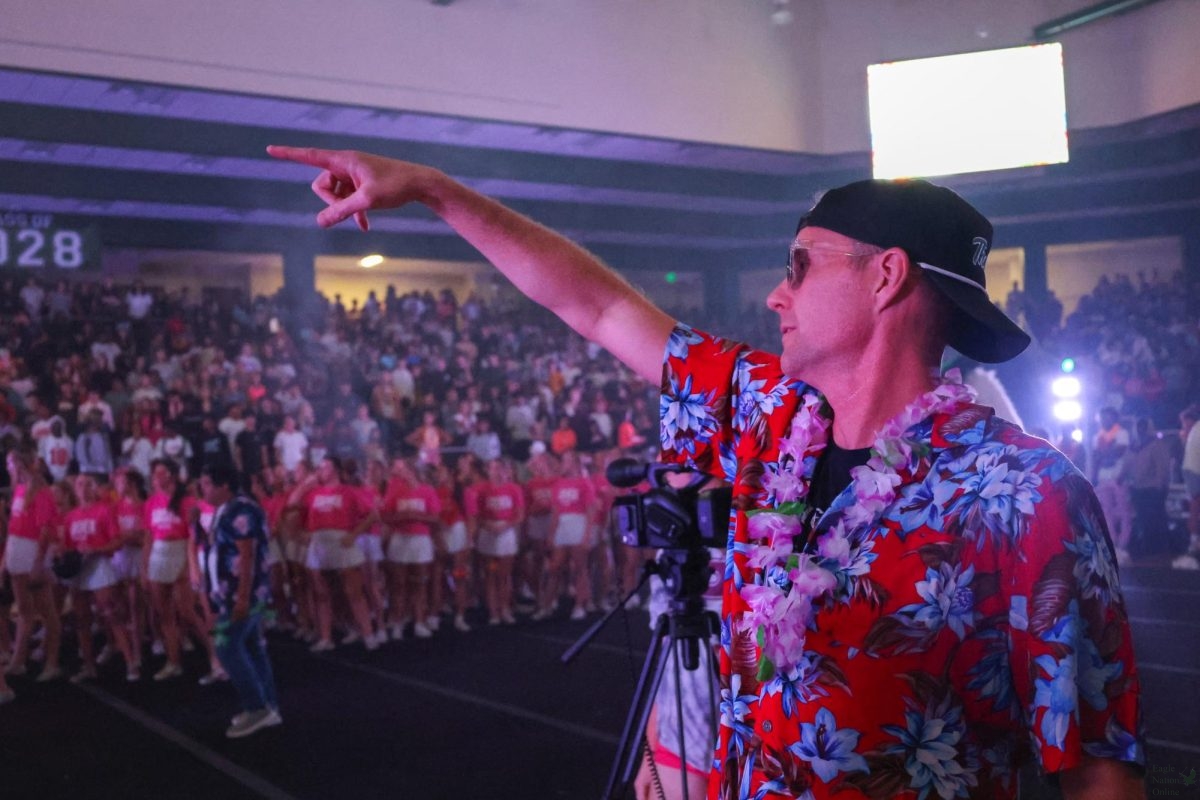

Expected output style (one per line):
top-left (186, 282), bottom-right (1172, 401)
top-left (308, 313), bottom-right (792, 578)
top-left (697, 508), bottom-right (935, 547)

top-left (268, 145), bottom-right (1144, 800)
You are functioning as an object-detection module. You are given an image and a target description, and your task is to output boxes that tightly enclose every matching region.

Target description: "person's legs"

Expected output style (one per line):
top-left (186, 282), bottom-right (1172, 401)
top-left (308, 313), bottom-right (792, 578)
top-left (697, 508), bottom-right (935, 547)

top-left (32, 581), bottom-right (63, 674)
top-left (538, 548), bottom-right (567, 616)
top-left (384, 561), bottom-right (408, 636)
top-left (8, 574), bottom-right (36, 673)
top-left (95, 586), bottom-right (137, 674)
top-left (408, 563), bottom-right (431, 634)
top-left (216, 615), bottom-right (272, 712)
top-left (72, 588), bottom-right (97, 675)
top-left (570, 545), bottom-right (592, 614)
top-left (338, 568), bottom-right (375, 643)
top-left (308, 570), bottom-right (333, 646)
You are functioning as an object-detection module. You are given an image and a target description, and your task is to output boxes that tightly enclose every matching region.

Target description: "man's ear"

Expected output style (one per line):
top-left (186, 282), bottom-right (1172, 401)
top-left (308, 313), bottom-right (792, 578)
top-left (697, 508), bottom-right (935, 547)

top-left (873, 247), bottom-right (918, 311)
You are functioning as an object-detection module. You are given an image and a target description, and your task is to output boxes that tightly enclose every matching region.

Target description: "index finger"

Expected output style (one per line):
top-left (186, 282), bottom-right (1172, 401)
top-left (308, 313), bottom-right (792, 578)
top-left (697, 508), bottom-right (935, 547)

top-left (266, 145), bottom-right (341, 171)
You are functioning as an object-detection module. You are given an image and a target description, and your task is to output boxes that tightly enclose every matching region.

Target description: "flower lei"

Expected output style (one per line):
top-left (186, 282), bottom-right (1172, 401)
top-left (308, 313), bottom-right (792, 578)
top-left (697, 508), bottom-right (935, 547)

top-left (739, 369), bottom-right (976, 680)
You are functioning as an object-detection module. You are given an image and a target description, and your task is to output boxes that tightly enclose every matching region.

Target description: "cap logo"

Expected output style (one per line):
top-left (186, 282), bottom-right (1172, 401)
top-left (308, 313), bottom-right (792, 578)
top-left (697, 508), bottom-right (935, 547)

top-left (971, 237), bottom-right (989, 269)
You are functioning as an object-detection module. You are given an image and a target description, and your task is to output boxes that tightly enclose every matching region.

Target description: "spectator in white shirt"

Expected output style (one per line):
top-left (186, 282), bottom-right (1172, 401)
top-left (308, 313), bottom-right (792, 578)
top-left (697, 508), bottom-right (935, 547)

top-left (218, 404), bottom-right (247, 449)
top-left (38, 418), bottom-right (74, 482)
top-left (273, 415), bottom-right (309, 475)
top-left (121, 418), bottom-right (156, 478)
top-left (125, 281), bottom-right (154, 320)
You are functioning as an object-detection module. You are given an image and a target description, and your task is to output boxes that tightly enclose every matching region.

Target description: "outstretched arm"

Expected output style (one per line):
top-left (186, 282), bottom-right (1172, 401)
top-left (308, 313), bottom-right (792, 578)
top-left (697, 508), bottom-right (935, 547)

top-left (267, 146), bottom-right (675, 382)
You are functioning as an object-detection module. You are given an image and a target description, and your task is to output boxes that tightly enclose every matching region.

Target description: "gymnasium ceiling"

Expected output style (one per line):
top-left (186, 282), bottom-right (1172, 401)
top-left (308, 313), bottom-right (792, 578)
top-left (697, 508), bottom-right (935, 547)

top-left (1, 65), bottom-right (1199, 275)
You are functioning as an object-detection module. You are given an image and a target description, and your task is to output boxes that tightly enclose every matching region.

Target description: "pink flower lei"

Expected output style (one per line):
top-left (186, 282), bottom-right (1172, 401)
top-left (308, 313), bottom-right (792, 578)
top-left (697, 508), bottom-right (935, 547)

top-left (739, 369), bottom-right (976, 680)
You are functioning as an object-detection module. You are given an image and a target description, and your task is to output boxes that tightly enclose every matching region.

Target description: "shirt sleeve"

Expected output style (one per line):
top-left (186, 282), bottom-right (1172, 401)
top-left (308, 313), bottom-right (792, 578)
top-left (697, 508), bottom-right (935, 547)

top-left (659, 322), bottom-right (774, 481)
top-left (1001, 470), bottom-right (1145, 775)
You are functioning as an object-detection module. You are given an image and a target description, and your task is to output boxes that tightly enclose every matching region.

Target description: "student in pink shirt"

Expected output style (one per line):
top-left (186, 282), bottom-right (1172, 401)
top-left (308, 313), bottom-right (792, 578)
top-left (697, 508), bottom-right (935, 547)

top-left (346, 459), bottom-right (386, 636)
top-left (288, 456), bottom-right (380, 652)
top-left (256, 470), bottom-right (297, 633)
top-left (143, 458), bottom-right (222, 683)
top-left (63, 474), bottom-right (139, 682)
top-left (3, 446), bottom-right (64, 682)
top-left (535, 451), bottom-right (597, 621)
top-left (469, 459), bottom-right (525, 626)
top-left (520, 448), bottom-right (558, 615)
top-left (112, 468), bottom-right (149, 665)
top-left (430, 460), bottom-right (473, 633)
top-left (381, 458), bottom-right (441, 639)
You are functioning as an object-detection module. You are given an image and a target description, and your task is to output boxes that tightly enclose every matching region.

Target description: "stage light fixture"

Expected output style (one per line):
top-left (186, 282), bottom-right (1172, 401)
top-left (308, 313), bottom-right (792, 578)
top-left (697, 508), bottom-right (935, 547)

top-left (359, 254), bottom-right (384, 268)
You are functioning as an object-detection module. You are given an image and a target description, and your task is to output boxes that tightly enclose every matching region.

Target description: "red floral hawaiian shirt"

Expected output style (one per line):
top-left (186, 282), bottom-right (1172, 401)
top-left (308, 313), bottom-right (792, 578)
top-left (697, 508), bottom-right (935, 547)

top-left (658, 324), bottom-right (1144, 800)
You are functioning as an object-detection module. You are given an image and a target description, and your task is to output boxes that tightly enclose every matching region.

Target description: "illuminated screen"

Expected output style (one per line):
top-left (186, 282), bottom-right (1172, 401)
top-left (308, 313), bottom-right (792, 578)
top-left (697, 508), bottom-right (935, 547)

top-left (867, 43), bottom-right (1068, 179)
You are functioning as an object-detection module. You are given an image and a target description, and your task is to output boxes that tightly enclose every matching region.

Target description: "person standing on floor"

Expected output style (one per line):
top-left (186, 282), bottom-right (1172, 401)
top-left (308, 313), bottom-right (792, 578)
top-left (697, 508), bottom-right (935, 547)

top-left (199, 464), bottom-right (282, 739)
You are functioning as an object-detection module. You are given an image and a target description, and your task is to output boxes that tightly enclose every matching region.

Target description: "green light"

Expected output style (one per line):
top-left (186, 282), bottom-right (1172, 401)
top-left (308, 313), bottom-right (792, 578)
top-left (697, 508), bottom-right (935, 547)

top-left (1061, 357), bottom-right (1075, 373)
top-left (665, 272), bottom-right (677, 284)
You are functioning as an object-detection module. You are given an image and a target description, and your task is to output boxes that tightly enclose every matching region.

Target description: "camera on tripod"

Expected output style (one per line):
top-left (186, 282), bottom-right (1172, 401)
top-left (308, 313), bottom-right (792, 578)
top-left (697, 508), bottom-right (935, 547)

top-left (606, 458), bottom-right (731, 550)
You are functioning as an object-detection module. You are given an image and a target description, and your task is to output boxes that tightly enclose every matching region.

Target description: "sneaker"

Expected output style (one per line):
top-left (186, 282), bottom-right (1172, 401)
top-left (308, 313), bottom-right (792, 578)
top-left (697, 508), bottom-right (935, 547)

top-left (1115, 548), bottom-right (1133, 567)
top-left (1172, 553), bottom-right (1200, 571)
top-left (153, 663), bottom-right (183, 682)
top-left (198, 669), bottom-right (229, 686)
top-left (364, 633), bottom-right (381, 652)
top-left (126, 666), bottom-right (141, 683)
top-left (225, 708), bottom-right (283, 739)
top-left (70, 668), bottom-right (97, 684)
top-left (453, 615), bottom-right (471, 633)
top-left (389, 625), bottom-right (405, 642)
top-left (340, 630), bottom-right (361, 646)
top-left (569, 606), bottom-right (587, 621)
top-left (412, 622), bottom-right (433, 639)
top-left (0, 689), bottom-right (15, 706)
top-left (500, 610), bottom-right (516, 626)
top-left (95, 645), bottom-right (115, 666)
top-left (151, 640), bottom-right (166, 656)
top-left (487, 616), bottom-right (501, 627)
top-left (425, 615), bottom-right (441, 632)
top-left (623, 595), bottom-right (642, 610)
top-left (35, 666), bottom-right (64, 683)
top-left (308, 639), bottom-right (334, 653)
top-left (4, 661), bottom-right (27, 678)
top-left (530, 607), bottom-right (552, 622)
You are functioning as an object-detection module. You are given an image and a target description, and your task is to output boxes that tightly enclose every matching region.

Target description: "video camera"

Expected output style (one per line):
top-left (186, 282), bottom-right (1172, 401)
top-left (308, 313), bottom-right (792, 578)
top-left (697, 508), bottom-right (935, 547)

top-left (606, 458), bottom-right (731, 550)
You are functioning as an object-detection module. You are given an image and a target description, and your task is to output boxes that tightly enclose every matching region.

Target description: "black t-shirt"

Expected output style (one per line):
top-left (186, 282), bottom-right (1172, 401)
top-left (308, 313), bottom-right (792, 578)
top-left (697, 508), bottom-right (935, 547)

top-left (235, 429), bottom-right (267, 475)
top-left (804, 438), bottom-right (872, 533)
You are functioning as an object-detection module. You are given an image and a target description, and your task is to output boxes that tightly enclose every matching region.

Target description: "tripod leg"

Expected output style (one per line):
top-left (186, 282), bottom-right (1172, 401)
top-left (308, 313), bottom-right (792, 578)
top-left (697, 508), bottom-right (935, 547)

top-left (605, 612), bottom-right (673, 800)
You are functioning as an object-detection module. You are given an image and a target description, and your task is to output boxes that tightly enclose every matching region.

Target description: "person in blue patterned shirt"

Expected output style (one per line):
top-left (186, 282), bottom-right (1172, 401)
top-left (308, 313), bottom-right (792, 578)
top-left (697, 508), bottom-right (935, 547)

top-left (199, 464), bottom-right (280, 739)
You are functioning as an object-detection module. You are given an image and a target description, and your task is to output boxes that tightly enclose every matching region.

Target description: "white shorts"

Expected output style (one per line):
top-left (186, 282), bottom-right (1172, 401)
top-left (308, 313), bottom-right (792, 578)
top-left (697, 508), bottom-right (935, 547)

top-left (439, 521), bottom-right (469, 555)
top-left (357, 534), bottom-right (385, 564)
top-left (306, 529), bottom-right (364, 571)
top-left (147, 539), bottom-right (188, 584)
top-left (526, 514), bottom-right (552, 544)
top-left (3, 536), bottom-right (46, 576)
top-left (285, 538), bottom-right (308, 565)
top-left (112, 545), bottom-right (143, 581)
top-left (477, 526), bottom-right (518, 558)
top-left (266, 538), bottom-right (284, 568)
top-left (76, 554), bottom-right (120, 592)
top-left (387, 534), bottom-right (434, 565)
top-left (553, 513), bottom-right (588, 548)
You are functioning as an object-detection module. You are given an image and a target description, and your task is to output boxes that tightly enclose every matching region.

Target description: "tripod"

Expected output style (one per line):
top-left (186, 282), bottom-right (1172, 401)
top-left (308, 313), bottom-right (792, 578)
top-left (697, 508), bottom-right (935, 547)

top-left (563, 546), bottom-right (720, 800)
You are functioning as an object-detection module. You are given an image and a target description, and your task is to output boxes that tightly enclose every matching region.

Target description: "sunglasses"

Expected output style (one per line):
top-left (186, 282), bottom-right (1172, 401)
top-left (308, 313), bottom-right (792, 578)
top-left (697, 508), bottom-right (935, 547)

top-left (785, 242), bottom-right (879, 287)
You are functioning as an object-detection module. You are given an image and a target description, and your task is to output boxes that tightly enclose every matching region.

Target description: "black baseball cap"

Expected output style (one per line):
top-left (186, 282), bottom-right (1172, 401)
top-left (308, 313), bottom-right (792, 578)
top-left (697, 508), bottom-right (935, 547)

top-left (800, 179), bottom-right (1030, 363)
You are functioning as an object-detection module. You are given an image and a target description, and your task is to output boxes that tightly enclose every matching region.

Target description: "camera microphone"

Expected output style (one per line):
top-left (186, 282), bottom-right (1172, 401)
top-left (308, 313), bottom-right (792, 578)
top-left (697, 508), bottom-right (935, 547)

top-left (606, 458), bottom-right (648, 488)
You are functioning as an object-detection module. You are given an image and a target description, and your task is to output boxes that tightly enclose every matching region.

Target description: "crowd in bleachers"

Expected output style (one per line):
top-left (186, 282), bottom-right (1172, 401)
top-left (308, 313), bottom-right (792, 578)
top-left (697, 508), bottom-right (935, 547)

top-left (0, 272), bottom-right (665, 700)
top-left (1013, 271), bottom-right (1200, 428)
top-left (1, 264), bottom-right (1198, 703)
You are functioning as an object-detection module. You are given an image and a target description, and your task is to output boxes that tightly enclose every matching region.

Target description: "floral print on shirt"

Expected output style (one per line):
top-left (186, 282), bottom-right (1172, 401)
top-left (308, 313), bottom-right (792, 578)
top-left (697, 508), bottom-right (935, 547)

top-left (658, 324), bottom-right (1144, 800)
